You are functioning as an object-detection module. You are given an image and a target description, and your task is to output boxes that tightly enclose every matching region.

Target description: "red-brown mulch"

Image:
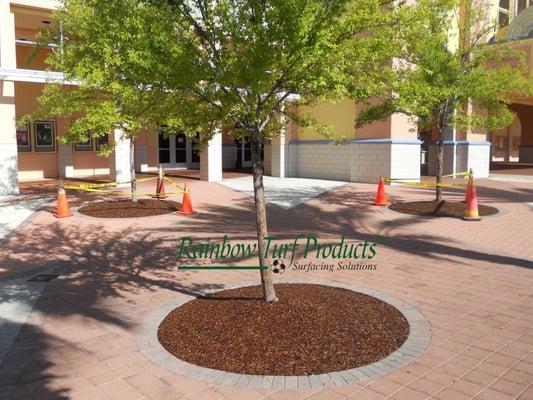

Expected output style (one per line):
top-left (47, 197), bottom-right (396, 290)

top-left (389, 200), bottom-right (499, 218)
top-left (78, 199), bottom-right (181, 218)
top-left (157, 284), bottom-right (409, 375)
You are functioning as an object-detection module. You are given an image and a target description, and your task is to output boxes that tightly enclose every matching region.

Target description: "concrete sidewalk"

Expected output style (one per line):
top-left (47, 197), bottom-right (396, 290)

top-left (0, 195), bottom-right (51, 243)
top-left (489, 174), bottom-right (533, 183)
top-left (219, 176), bottom-right (346, 209)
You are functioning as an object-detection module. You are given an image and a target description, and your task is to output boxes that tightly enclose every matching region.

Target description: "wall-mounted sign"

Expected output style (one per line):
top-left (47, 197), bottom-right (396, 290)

top-left (16, 122), bottom-right (31, 152)
top-left (34, 120), bottom-right (56, 152)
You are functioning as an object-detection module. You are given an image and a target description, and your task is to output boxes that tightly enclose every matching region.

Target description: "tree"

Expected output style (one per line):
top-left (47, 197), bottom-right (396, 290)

top-left (146, 0), bottom-right (403, 301)
top-left (24, 84), bottom-right (170, 202)
top-left (21, 1), bottom-right (179, 202)
top-left (33, 0), bottom-right (399, 301)
top-left (356, 0), bottom-right (533, 201)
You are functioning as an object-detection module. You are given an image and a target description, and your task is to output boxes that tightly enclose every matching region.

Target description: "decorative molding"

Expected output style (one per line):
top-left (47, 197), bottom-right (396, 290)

top-left (440, 141), bottom-right (492, 146)
top-left (0, 68), bottom-right (77, 85)
top-left (352, 139), bottom-right (422, 145)
top-left (287, 139), bottom-right (422, 145)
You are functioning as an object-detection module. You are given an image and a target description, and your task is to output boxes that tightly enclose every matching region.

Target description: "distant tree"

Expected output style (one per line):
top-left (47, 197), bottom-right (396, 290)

top-left (24, 84), bottom-right (173, 201)
top-left (20, 2), bottom-right (180, 202)
top-left (356, 0), bottom-right (533, 201)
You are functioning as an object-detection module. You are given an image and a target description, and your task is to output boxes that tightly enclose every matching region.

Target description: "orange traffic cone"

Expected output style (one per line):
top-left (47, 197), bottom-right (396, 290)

top-left (54, 182), bottom-right (72, 218)
top-left (463, 181), bottom-right (482, 221)
top-left (153, 166), bottom-right (167, 199)
top-left (373, 177), bottom-right (388, 206)
top-left (178, 180), bottom-right (196, 215)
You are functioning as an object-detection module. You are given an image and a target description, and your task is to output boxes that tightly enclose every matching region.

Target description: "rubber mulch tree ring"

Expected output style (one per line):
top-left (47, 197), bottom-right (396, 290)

top-left (157, 284), bottom-right (410, 375)
top-left (389, 200), bottom-right (499, 218)
top-left (78, 199), bottom-right (181, 218)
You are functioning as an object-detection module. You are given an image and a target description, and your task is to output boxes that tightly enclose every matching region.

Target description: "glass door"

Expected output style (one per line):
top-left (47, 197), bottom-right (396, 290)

top-left (175, 133), bottom-right (187, 164)
top-left (235, 138), bottom-right (252, 168)
top-left (158, 129), bottom-right (188, 167)
top-left (158, 133), bottom-right (171, 165)
top-left (191, 133), bottom-right (200, 164)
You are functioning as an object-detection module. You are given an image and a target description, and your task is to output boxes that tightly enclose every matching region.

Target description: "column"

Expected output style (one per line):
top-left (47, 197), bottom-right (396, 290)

top-left (200, 129), bottom-right (222, 182)
top-left (266, 112), bottom-right (288, 178)
top-left (109, 128), bottom-right (131, 187)
top-left (515, 104), bottom-right (533, 163)
top-left (351, 111), bottom-right (421, 183)
top-left (0, 2), bottom-right (19, 195)
top-left (507, 128), bottom-right (512, 162)
top-left (267, 134), bottom-right (286, 178)
top-left (58, 144), bottom-right (74, 178)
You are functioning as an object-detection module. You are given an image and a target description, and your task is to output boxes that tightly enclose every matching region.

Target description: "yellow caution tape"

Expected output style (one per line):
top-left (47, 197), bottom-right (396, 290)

top-left (115, 191), bottom-right (185, 196)
top-left (164, 176), bottom-right (189, 193)
top-left (63, 174), bottom-right (189, 196)
top-left (442, 171), bottom-right (472, 179)
top-left (64, 176), bottom-right (158, 191)
top-left (384, 170), bottom-right (473, 188)
top-left (384, 178), bottom-right (467, 188)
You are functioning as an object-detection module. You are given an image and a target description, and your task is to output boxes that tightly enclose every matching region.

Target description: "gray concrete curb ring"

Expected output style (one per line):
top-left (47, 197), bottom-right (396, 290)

top-left (137, 279), bottom-right (432, 389)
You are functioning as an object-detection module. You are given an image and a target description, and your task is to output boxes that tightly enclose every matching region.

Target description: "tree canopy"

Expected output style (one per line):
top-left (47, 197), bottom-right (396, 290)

top-left (354, 0), bottom-right (533, 200)
top-left (31, 0), bottom-right (403, 301)
top-left (357, 0), bottom-right (533, 134)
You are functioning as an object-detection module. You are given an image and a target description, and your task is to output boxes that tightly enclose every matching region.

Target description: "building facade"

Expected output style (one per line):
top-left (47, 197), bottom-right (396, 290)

top-left (0, 0), bottom-right (532, 195)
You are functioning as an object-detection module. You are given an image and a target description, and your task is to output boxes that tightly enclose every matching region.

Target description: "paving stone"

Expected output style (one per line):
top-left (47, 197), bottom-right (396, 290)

top-left (2, 178), bottom-right (533, 398)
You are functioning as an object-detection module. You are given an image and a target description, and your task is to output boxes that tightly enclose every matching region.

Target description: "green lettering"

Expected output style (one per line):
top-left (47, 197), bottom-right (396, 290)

top-left (304, 236), bottom-right (318, 258)
top-left (177, 237), bottom-right (194, 259)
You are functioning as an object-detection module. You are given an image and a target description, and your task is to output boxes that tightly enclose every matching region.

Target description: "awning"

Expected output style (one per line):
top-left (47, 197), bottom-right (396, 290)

top-left (0, 67), bottom-right (76, 85)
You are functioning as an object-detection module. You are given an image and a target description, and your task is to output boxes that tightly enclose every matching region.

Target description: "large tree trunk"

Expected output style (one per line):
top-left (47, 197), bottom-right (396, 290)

top-left (436, 136), bottom-right (443, 202)
top-left (130, 137), bottom-right (138, 202)
top-left (250, 128), bottom-right (278, 303)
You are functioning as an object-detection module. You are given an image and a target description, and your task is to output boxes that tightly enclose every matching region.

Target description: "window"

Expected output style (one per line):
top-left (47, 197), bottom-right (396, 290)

top-left (96, 135), bottom-right (109, 151)
top-left (16, 122), bottom-right (31, 152)
top-left (34, 120), bottom-right (56, 152)
top-left (74, 136), bottom-right (93, 151)
top-left (499, 11), bottom-right (510, 28)
top-left (499, 0), bottom-right (532, 27)
top-left (158, 128), bottom-right (171, 163)
top-left (499, 0), bottom-right (511, 27)
top-left (73, 134), bottom-right (109, 152)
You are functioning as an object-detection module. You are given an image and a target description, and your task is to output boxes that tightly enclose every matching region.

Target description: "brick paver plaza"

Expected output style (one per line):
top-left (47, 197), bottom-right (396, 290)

top-left (0, 176), bottom-right (532, 400)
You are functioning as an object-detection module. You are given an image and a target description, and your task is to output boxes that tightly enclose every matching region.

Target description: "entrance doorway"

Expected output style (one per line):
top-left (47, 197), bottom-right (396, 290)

top-left (158, 130), bottom-right (200, 168)
top-left (235, 137), bottom-right (263, 168)
top-left (235, 137), bottom-right (251, 168)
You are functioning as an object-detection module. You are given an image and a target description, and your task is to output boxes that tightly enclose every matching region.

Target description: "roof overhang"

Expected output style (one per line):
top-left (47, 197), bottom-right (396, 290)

top-left (0, 68), bottom-right (77, 85)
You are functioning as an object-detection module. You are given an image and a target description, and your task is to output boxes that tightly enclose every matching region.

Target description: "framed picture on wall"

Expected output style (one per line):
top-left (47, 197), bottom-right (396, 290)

top-left (74, 136), bottom-right (93, 151)
top-left (16, 122), bottom-right (31, 152)
top-left (34, 120), bottom-right (56, 152)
